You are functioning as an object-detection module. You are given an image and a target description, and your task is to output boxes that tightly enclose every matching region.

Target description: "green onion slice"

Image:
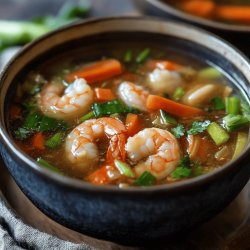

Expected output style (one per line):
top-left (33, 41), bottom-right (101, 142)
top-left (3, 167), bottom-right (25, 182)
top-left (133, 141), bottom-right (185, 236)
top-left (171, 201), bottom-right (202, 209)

top-left (136, 48), bottom-right (150, 64)
top-left (114, 160), bottom-right (135, 178)
top-left (37, 157), bottom-right (61, 174)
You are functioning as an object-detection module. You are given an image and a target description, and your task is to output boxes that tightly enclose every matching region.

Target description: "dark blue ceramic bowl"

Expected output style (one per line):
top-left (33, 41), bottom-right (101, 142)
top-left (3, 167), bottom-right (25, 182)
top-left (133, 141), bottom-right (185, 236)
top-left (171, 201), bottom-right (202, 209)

top-left (0, 17), bottom-right (250, 245)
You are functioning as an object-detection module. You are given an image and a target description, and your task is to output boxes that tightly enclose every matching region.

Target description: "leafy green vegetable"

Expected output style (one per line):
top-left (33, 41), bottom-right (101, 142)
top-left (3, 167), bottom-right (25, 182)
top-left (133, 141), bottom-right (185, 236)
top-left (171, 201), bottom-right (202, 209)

top-left (160, 110), bottom-right (177, 125)
top-left (114, 160), bottom-right (135, 178)
top-left (171, 167), bottom-right (192, 179)
top-left (172, 87), bottom-right (185, 101)
top-left (14, 128), bottom-right (30, 140)
top-left (79, 111), bottom-right (95, 122)
top-left (211, 97), bottom-right (225, 110)
top-left (23, 112), bottom-right (42, 131)
top-left (136, 48), bottom-right (150, 64)
top-left (45, 132), bottom-right (64, 149)
top-left (178, 155), bottom-right (190, 168)
top-left (223, 114), bottom-right (250, 132)
top-left (135, 171), bottom-right (156, 186)
top-left (171, 124), bottom-right (185, 138)
top-left (39, 116), bottom-right (68, 132)
top-left (37, 157), bottom-right (61, 174)
top-left (187, 120), bottom-right (211, 135)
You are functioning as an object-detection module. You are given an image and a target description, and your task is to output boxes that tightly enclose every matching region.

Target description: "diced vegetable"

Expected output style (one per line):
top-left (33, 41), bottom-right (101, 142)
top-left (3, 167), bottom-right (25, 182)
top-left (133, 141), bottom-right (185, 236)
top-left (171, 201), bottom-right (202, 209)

top-left (187, 120), bottom-right (211, 135)
top-left (126, 113), bottom-right (141, 137)
top-left (79, 111), bottom-right (95, 122)
top-left (94, 88), bottom-right (115, 102)
top-left (160, 110), bottom-right (177, 125)
top-left (124, 49), bottom-right (133, 63)
top-left (23, 112), bottom-right (42, 131)
top-left (37, 157), bottom-right (61, 173)
top-left (171, 124), bottom-right (185, 139)
top-left (172, 87), bottom-right (185, 101)
top-left (92, 100), bottom-right (139, 117)
top-left (65, 59), bottom-right (123, 83)
top-left (232, 132), bottom-right (249, 159)
top-left (146, 95), bottom-right (205, 117)
top-left (32, 132), bottom-right (45, 150)
top-left (136, 48), bottom-right (150, 64)
top-left (114, 160), bottom-right (135, 178)
top-left (46, 132), bottom-right (64, 149)
top-left (207, 122), bottom-right (230, 146)
top-left (135, 171), bottom-right (156, 186)
top-left (171, 167), bottom-right (192, 179)
top-left (223, 114), bottom-right (250, 132)
top-left (197, 67), bottom-right (221, 80)
top-left (211, 96), bottom-right (225, 110)
top-left (14, 128), bottom-right (30, 140)
top-left (226, 96), bottom-right (240, 115)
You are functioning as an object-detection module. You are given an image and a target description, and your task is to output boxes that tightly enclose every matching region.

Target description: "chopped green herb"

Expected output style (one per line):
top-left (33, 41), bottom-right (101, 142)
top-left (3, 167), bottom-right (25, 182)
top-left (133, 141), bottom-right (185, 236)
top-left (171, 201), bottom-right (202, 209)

top-left (187, 120), bottom-right (211, 135)
top-left (136, 48), bottom-right (150, 64)
top-left (211, 96), bottom-right (225, 110)
top-left (40, 116), bottom-right (68, 132)
top-left (37, 157), bottom-right (61, 174)
top-left (226, 96), bottom-right (240, 115)
top-left (124, 49), bottom-right (133, 63)
top-left (135, 171), bottom-right (156, 186)
top-left (160, 110), bottom-right (177, 125)
top-left (114, 160), bottom-right (135, 178)
top-left (45, 132), bottom-right (64, 149)
top-left (207, 122), bottom-right (230, 146)
top-left (92, 100), bottom-right (139, 117)
top-left (14, 127), bottom-right (30, 140)
top-left (223, 114), bottom-right (250, 132)
top-left (23, 112), bottom-right (42, 131)
top-left (171, 167), bottom-right (192, 179)
top-left (178, 155), bottom-right (191, 168)
top-left (171, 124), bottom-right (185, 138)
top-left (172, 87), bottom-right (185, 101)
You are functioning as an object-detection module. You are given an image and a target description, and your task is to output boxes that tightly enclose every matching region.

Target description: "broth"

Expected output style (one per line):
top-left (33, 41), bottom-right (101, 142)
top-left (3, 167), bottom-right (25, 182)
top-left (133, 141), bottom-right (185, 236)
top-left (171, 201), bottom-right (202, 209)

top-left (9, 44), bottom-right (250, 187)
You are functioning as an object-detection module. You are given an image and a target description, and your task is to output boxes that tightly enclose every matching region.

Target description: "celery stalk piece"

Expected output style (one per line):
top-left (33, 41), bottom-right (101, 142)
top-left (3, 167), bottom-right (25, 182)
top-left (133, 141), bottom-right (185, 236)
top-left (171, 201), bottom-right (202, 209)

top-left (232, 132), bottom-right (249, 159)
top-left (207, 122), bottom-right (230, 146)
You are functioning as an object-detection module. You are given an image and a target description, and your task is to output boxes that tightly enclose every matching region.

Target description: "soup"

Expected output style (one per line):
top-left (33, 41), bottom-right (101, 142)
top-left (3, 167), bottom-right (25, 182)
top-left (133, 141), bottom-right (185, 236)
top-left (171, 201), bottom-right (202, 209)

top-left (165, 0), bottom-right (250, 25)
top-left (9, 45), bottom-right (250, 187)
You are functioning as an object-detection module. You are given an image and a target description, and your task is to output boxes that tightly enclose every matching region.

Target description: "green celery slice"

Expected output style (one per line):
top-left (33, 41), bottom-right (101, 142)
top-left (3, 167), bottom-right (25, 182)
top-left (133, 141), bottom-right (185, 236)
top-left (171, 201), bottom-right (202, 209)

top-left (232, 132), bottom-right (249, 159)
top-left (46, 132), bottom-right (64, 149)
top-left (226, 96), bottom-right (240, 115)
top-left (207, 122), bottom-right (230, 146)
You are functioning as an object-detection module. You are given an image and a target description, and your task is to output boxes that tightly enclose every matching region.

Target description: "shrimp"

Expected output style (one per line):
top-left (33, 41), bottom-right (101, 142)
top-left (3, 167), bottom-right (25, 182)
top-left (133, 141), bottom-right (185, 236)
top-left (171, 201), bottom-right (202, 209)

top-left (65, 117), bottom-right (127, 173)
top-left (118, 81), bottom-right (149, 111)
top-left (38, 78), bottom-right (94, 120)
top-left (126, 128), bottom-right (180, 180)
top-left (147, 68), bottom-right (183, 94)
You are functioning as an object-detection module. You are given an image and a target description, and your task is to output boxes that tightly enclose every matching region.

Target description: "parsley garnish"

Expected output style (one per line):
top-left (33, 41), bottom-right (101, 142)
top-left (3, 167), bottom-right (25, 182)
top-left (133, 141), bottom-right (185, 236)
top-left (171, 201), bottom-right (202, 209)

top-left (14, 127), bottom-right (30, 140)
top-left (187, 120), bottom-right (211, 135)
top-left (171, 124), bottom-right (185, 138)
top-left (171, 155), bottom-right (191, 179)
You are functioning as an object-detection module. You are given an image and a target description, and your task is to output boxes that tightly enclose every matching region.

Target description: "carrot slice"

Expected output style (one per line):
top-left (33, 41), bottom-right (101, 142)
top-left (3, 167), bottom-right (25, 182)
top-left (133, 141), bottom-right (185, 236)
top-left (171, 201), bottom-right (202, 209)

top-left (65, 59), bottom-right (123, 83)
top-left (216, 6), bottom-right (250, 23)
top-left (146, 95), bottom-right (205, 117)
top-left (32, 132), bottom-right (45, 150)
top-left (179, 0), bottom-right (215, 18)
top-left (146, 59), bottom-right (182, 71)
top-left (94, 88), bottom-right (115, 102)
top-left (126, 113), bottom-right (141, 137)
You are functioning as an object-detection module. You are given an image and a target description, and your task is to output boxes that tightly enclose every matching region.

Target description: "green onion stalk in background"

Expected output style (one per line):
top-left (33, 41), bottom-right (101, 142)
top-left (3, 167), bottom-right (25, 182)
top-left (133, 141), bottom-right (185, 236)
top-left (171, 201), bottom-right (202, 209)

top-left (0, 0), bottom-right (91, 53)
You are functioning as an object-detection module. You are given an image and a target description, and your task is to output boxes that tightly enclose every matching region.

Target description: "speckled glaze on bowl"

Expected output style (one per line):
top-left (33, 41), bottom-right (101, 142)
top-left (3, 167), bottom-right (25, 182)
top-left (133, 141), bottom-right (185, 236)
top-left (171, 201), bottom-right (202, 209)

top-left (0, 17), bottom-right (250, 245)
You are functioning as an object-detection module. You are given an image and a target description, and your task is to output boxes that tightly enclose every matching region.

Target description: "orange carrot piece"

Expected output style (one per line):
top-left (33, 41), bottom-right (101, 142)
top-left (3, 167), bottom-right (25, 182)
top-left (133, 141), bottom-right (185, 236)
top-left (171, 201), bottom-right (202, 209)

top-left (32, 132), bottom-right (45, 150)
top-left (126, 114), bottom-right (141, 137)
top-left (94, 88), bottom-right (115, 102)
top-left (179, 0), bottom-right (215, 18)
top-left (146, 59), bottom-right (182, 71)
top-left (10, 105), bottom-right (21, 119)
top-left (87, 165), bottom-right (113, 185)
top-left (146, 95), bottom-right (205, 117)
top-left (65, 59), bottom-right (123, 83)
top-left (216, 6), bottom-right (250, 23)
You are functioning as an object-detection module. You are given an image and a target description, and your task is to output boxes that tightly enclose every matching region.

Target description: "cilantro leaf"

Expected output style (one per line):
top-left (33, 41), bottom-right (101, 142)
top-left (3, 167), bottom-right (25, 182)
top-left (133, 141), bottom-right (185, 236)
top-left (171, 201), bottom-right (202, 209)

top-left (14, 127), bottom-right (30, 140)
top-left (179, 155), bottom-right (190, 168)
top-left (187, 120), bottom-right (211, 135)
top-left (171, 167), bottom-right (192, 179)
top-left (211, 97), bottom-right (225, 110)
top-left (171, 124), bottom-right (185, 138)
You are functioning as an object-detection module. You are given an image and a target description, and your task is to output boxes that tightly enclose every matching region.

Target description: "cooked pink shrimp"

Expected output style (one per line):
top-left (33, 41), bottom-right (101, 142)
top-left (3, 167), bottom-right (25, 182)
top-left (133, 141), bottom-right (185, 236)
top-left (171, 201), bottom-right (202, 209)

top-left (118, 81), bottom-right (149, 111)
top-left (38, 78), bottom-right (93, 120)
top-left (65, 117), bottom-right (127, 173)
top-left (126, 128), bottom-right (180, 180)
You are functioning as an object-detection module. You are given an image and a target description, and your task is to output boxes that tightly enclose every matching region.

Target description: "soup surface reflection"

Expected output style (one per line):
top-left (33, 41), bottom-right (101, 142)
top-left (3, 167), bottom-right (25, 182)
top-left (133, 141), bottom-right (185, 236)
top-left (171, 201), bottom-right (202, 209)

top-left (9, 44), bottom-right (250, 187)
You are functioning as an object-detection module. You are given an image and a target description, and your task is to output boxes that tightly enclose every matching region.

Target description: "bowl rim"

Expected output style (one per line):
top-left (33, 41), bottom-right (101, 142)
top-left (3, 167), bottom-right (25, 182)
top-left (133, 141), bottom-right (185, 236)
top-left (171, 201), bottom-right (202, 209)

top-left (0, 15), bottom-right (250, 194)
top-left (146, 0), bottom-right (250, 32)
